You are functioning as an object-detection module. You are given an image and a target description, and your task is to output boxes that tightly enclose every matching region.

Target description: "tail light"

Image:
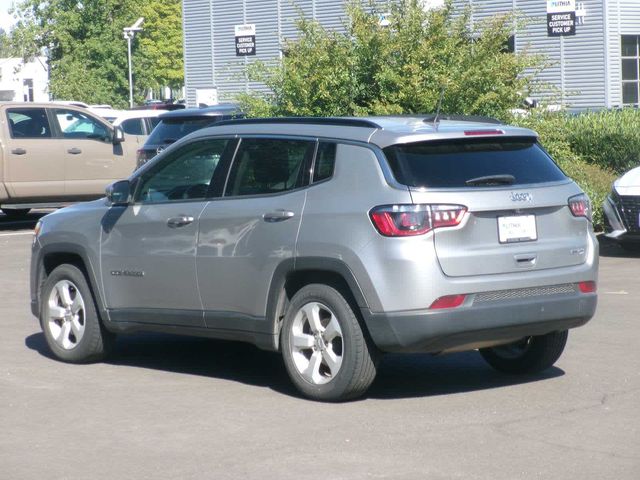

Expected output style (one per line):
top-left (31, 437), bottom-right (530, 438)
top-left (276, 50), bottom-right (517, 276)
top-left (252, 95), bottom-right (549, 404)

top-left (568, 194), bottom-right (592, 222)
top-left (369, 204), bottom-right (467, 237)
top-left (429, 294), bottom-right (466, 310)
top-left (578, 281), bottom-right (596, 293)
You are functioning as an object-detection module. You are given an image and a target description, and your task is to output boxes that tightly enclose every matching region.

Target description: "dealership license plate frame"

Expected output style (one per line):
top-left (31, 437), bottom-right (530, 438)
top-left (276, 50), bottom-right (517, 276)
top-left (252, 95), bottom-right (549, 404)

top-left (498, 214), bottom-right (538, 244)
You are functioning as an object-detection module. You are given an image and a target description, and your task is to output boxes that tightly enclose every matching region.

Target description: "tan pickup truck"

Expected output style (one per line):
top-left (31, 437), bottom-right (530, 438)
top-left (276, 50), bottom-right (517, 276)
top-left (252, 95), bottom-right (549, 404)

top-left (0, 102), bottom-right (137, 218)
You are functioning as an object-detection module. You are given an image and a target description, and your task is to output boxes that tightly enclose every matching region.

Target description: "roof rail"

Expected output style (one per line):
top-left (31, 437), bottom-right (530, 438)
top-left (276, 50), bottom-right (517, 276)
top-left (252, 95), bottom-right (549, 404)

top-left (212, 116), bottom-right (382, 129)
top-left (421, 114), bottom-right (503, 125)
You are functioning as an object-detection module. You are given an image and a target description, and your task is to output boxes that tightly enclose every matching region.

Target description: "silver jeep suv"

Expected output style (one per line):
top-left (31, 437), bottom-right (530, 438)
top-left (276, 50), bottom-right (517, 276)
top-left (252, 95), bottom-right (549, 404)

top-left (30, 116), bottom-right (598, 401)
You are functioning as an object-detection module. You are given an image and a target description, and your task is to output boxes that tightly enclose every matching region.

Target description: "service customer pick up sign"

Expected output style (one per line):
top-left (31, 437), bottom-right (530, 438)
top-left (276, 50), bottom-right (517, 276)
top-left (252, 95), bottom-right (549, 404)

top-left (235, 24), bottom-right (256, 56)
top-left (547, 0), bottom-right (576, 36)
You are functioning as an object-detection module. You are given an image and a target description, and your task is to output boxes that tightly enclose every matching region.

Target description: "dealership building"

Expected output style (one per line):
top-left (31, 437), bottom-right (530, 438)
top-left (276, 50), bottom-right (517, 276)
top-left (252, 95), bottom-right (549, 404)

top-left (183, 0), bottom-right (640, 110)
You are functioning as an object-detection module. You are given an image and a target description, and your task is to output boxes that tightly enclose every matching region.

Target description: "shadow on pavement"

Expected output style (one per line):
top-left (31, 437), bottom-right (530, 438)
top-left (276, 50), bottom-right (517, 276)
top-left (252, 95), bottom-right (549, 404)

top-left (598, 234), bottom-right (640, 258)
top-left (25, 331), bottom-right (564, 401)
top-left (0, 210), bottom-right (49, 232)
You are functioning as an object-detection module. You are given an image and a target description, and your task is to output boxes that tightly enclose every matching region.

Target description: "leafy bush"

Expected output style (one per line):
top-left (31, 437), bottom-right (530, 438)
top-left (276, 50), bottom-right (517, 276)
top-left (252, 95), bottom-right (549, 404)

top-left (238, 0), bottom-right (542, 119)
top-left (564, 109), bottom-right (640, 174)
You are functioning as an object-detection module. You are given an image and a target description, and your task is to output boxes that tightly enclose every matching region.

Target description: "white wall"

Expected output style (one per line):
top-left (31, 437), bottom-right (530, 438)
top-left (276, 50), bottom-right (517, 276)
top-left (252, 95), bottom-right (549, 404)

top-left (0, 57), bottom-right (49, 102)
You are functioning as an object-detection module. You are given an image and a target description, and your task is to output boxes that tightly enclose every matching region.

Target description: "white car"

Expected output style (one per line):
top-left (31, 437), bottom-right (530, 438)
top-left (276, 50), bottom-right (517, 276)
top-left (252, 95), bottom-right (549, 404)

top-left (90, 108), bottom-right (166, 144)
top-left (603, 165), bottom-right (640, 251)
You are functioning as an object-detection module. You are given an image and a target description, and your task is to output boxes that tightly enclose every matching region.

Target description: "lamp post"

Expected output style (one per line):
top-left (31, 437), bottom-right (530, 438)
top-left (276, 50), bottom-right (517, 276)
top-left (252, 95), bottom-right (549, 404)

top-left (123, 17), bottom-right (144, 108)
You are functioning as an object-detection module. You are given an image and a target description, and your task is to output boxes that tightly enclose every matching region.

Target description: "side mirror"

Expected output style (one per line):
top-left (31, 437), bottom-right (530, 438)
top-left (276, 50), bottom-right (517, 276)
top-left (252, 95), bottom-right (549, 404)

top-left (112, 126), bottom-right (125, 144)
top-left (106, 180), bottom-right (131, 206)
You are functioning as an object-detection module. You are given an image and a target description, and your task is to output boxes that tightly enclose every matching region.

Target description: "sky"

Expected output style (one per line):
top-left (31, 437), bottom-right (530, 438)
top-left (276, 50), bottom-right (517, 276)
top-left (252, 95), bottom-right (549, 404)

top-left (0, 0), bottom-right (15, 33)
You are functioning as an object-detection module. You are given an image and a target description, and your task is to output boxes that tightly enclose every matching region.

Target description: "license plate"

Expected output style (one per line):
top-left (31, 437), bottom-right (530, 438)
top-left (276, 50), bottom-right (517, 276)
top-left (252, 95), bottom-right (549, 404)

top-left (498, 215), bottom-right (537, 243)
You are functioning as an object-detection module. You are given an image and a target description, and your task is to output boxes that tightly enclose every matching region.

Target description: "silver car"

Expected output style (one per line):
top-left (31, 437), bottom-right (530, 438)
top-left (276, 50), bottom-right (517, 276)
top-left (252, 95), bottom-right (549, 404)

top-left (30, 116), bottom-right (598, 401)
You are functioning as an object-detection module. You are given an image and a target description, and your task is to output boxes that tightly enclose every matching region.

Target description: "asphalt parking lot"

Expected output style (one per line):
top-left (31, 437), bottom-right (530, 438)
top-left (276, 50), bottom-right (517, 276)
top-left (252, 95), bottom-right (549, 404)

top-left (1, 212), bottom-right (639, 480)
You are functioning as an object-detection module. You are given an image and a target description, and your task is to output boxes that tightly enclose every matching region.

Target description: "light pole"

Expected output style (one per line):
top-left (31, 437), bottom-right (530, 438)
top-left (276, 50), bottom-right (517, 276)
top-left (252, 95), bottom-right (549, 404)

top-left (123, 17), bottom-right (144, 108)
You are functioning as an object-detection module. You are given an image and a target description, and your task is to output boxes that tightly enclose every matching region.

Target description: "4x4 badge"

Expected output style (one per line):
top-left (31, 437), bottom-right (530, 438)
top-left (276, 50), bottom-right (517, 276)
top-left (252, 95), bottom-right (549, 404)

top-left (510, 192), bottom-right (533, 202)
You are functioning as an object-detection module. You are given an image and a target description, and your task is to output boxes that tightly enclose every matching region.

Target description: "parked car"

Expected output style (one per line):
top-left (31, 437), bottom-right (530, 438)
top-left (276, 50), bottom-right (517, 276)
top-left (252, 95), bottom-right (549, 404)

top-left (603, 164), bottom-right (640, 251)
top-left (91, 108), bottom-right (167, 145)
top-left (0, 102), bottom-right (137, 218)
top-left (135, 104), bottom-right (244, 168)
top-left (30, 116), bottom-right (598, 401)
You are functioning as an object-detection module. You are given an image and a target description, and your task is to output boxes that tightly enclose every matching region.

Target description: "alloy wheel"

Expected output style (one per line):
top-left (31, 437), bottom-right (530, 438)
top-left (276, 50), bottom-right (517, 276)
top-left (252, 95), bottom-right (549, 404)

top-left (290, 301), bottom-right (344, 385)
top-left (46, 279), bottom-right (86, 350)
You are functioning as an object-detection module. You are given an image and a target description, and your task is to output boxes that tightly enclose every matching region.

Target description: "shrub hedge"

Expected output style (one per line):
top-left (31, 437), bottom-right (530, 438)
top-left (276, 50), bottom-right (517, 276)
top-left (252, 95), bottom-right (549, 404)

top-left (513, 111), bottom-right (626, 230)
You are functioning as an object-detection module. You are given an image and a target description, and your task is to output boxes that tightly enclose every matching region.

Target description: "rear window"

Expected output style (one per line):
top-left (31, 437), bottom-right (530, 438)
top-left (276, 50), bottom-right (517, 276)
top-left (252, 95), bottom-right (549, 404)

top-left (383, 138), bottom-right (567, 188)
top-left (146, 117), bottom-right (220, 146)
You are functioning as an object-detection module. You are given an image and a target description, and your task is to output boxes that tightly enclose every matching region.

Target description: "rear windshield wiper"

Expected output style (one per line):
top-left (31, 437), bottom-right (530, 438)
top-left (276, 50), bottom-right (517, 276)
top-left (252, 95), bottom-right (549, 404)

top-left (465, 174), bottom-right (515, 186)
top-left (163, 138), bottom-right (177, 144)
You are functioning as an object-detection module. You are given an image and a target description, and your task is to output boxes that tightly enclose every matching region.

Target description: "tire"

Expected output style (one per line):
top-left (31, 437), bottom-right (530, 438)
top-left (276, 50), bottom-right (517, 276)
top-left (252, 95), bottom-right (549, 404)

top-left (281, 284), bottom-right (377, 401)
top-left (479, 330), bottom-right (568, 374)
top-left (40, 264), bottom-right (114, 363)
top-left (2, 208), bottom-right (30, 219)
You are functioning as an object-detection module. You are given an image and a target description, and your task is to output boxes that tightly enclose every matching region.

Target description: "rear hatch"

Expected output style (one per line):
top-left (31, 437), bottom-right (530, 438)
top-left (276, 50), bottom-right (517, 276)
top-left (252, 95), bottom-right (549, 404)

top-left (383, 136), bottom-right (591, 277)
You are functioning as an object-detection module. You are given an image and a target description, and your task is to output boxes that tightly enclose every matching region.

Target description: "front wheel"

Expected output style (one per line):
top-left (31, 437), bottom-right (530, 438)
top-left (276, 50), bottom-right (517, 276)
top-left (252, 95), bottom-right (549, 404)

top-left (281, 284), bottom-right (377, 401)
top-left (479, 330), bottom-right (568, 374)
top-left (40, 264), bottom-right (114, 363)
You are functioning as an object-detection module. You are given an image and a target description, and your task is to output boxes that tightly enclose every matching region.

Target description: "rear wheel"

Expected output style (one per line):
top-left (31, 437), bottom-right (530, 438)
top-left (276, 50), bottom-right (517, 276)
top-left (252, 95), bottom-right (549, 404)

top-left (2, 208), bottom-right (30, 219)
top-left (281, 284), bottom-right (377, 401)
top-left (479, 330), bottom-right (568, 374)
top-left (40, 264), bottom-right (114, 363)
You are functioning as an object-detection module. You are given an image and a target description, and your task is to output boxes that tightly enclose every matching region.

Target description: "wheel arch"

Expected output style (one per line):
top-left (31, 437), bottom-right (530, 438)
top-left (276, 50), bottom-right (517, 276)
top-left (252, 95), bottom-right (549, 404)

top-left (265, 257), bottom-right (372, 351)
top-left (34, 243), bottom-right (108, 323)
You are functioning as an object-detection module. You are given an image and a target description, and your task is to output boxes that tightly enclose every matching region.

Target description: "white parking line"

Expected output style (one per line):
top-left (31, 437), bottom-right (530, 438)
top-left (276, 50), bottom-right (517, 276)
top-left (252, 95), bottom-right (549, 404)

top-left (0, 231), bottom-right (33, 237)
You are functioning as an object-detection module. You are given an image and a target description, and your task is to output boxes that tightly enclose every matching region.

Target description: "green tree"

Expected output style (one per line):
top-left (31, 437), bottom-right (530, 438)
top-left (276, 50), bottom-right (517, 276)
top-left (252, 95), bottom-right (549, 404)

top-left (239, 0), bottom-right (543, 119)
top-left (10, 0), bottom-right (183, 107)
top-left (135, 0), bottom-right (183, 98)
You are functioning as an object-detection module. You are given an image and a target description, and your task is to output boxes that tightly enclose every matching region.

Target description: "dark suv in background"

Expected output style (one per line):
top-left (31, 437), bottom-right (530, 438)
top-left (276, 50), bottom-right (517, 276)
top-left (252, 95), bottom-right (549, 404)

top-left (135, 104), bottom-right (243, 168)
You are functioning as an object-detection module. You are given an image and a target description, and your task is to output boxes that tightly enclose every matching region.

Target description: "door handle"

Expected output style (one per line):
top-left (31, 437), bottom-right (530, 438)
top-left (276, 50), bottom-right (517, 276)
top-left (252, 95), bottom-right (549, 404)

top-left (514, 253), bottom-right (537, 267)
top-left (167, 215), bottom-right (195, 228)
top-left (263, 210), bottom-right (295, 223)
top-left (67, 148), bottom-right (82, 155)
top-left (11, 148), bottom-right (26, 155)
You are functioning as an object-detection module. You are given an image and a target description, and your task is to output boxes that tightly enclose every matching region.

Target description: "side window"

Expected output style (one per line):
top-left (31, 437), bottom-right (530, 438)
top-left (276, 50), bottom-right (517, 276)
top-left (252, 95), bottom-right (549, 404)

top-left (313, 142), bottom-right (337, 183)
top-left (53, 109), bottom-right (110, 142)
top-left (120, 118), bottom-right (145, 135)
top-left (136, 138), bottom-right (229, 204)
top-left (226, 138), bottom-right (314, 197)
top-left (7, 108), bottom-right (52, 138)
top-left (147, 117), bottom-right (161, 133)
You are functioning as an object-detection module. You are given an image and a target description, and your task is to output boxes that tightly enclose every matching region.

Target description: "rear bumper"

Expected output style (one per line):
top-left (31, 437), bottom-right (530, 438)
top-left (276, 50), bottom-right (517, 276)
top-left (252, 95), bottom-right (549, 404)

top-left (362, 291), bottom-right (597, 353)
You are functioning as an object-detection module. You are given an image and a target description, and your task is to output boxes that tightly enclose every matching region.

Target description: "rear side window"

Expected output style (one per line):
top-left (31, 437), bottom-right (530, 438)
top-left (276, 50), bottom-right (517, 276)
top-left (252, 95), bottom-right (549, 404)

top-left (313, 142), bottom-right (337, 182)
top-left (383, 138), bottom-right (567, 188)
top-left (7, 108), bottom-right (52, 138)
top-left (147, 117), bottom-right (161, 131)
top-left (226, 138), bottom-right (315, 196)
